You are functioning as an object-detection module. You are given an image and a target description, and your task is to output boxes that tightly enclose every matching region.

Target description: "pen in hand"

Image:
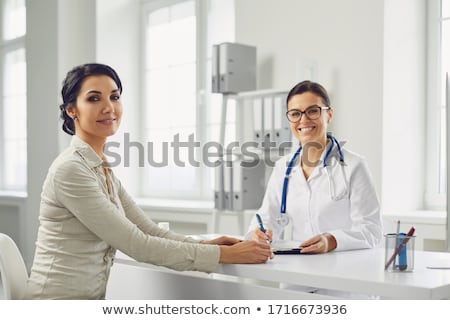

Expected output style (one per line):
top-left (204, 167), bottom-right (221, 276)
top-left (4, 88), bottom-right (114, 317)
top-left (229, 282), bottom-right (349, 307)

top-left (256, 213), bottom-right (271, 244)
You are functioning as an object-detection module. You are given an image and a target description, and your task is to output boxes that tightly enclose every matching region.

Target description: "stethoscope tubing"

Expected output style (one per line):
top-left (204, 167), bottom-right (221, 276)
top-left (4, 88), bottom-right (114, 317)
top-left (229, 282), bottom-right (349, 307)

top-left (279, 135), bottom-right (347, 225)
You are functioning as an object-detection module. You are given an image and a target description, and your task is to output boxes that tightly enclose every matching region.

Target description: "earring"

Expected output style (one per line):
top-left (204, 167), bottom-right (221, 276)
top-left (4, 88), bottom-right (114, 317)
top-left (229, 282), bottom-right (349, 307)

top-left (73, 116), bottom-right (78, 120)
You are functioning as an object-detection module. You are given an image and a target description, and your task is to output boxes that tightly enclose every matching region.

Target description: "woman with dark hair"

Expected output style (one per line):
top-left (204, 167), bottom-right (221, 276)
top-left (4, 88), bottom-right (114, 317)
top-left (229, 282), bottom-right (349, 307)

top-left (58, 63), bottom-right (123, 136)
top-left (246, 80), bottom-right (382, 254)
top-left (25, 63), bottom-right (271, 299)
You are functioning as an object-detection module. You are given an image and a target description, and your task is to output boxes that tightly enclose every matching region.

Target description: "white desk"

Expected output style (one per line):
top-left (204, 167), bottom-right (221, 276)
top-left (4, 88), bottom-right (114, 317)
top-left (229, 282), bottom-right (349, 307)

top-left (107, 248), bottom-right (450, 300)
top-left (218, 249), bottom-right (450, 299)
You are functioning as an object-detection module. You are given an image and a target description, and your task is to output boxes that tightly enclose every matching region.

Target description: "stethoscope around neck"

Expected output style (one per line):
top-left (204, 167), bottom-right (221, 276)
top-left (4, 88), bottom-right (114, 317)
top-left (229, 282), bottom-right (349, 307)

top-left (277, 134), bottom-right (349, 227)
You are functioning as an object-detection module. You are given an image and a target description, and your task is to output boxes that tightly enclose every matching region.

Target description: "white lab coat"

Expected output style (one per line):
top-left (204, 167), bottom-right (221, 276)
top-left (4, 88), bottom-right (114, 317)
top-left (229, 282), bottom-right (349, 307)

top-left (246, 142), bottom-right (382, 251)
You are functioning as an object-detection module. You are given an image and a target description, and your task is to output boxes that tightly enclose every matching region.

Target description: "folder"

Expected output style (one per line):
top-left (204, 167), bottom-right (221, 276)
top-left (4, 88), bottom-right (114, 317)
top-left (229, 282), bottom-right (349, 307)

top-left (263, 97), bottom-right (273, 145)
top-left (214, 161), bottom-right (225, 210)
top-left (231, 160), bottom-right (242, 211)
top-left (232, 159), bottom-right (266, 211)
top-left (223, 161), bottom-right (233, 210)
top-left (273, 94), bottom-right (291, 148)
top-left (217, 42), bottom-right (257, 93)
top-left (253, 98), bottom-right (263, 144)
top-left (218, 44), bottom-right (229, 92)
top-left (211, 44), bottom-right (220, 93)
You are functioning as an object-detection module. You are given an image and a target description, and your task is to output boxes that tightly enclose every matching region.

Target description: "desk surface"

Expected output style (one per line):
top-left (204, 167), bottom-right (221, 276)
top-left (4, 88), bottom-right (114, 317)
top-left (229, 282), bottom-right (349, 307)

top-left (114, 248), bottom-right (450, 299)
top-left (216, 248), bottom-right (450, 299)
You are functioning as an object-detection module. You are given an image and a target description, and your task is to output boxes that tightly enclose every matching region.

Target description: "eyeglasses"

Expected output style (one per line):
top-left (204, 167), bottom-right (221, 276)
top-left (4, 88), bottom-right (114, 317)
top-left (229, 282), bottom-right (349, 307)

top-left (286, 105), bottom-right (330, 123)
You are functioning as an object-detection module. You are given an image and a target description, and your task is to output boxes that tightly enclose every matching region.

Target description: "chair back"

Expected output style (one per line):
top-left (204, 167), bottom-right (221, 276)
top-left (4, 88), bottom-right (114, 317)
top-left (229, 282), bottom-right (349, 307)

top-left (0, 233), bottom-right (28, 299)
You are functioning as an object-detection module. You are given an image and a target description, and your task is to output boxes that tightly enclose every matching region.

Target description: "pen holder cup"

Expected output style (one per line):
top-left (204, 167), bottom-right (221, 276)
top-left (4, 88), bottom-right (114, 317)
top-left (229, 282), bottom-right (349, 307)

top-left (384, 233), bottom-right (415, 272)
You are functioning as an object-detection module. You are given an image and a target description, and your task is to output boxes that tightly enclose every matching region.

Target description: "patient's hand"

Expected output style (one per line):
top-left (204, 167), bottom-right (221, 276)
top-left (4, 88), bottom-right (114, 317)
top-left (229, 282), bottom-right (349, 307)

top-left (201, 236), bottom-right (241, 246)
top-left (219, 240), bottom-right (272, 264)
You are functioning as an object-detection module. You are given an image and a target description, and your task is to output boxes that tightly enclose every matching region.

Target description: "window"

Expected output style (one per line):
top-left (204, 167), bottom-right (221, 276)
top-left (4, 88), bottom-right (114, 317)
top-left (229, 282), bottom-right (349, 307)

top-left (0, 0), bottom-right (27, 191)
top-left (439, 0), bottom-right (450, 194)
top-left (140, 0), bottom-right (234, 200)
top-left (425, 0), bottom-right (448, 209)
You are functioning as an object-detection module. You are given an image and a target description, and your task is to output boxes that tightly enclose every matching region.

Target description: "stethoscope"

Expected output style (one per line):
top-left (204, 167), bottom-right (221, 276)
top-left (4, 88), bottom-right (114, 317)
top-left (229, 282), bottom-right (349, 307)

top-left (278, 134), bottom-right (349, 227)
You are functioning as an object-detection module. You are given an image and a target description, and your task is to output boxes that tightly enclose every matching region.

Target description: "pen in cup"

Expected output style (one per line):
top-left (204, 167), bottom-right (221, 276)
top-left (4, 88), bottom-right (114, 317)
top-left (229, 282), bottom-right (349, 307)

top-left (384, 226), bottom-right (415, 270)
top-left (395, 220), bottom-right (409, 270)
top-left (256, 213), bottom-right (271, 244)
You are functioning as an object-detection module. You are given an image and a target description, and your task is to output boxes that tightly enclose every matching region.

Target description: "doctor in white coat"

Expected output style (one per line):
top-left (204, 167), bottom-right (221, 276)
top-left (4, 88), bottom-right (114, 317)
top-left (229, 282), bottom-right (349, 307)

top-left (246, 80), bottom-right (382, 253)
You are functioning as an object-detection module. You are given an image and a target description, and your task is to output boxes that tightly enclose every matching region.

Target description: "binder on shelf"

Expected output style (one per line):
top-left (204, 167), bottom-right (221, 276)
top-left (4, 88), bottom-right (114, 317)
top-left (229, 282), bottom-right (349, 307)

top-left (253, 98), bottom-right (263, 144)
top-left (273, 94), bottom-right (291, 148)
top-left (263, 97), bottom-right (273, 144)
top-left (211, 42), bottom-right (256, 94)
top-left (232, 159), bottom-right (266, 211)
top-left (223, 161), bottom-right (233, 210)
top-left (214, 161), bottom-right (225, 210)
top-left (211, 45), bottom-right (220, 93)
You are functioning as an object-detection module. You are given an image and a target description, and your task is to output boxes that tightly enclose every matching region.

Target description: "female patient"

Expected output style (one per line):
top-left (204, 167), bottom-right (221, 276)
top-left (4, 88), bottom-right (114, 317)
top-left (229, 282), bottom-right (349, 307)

top-left (25, 63), bottom-right (271, 299)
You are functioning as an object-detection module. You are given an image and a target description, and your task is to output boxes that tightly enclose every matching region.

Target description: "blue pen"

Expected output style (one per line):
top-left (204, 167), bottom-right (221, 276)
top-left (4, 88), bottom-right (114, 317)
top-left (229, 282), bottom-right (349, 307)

top-left (256, 213), bottom-right (272, 245)
top-left (397, 232), bottom-right (407, 270)
top-left (256, 213), bottom-right (266, 233)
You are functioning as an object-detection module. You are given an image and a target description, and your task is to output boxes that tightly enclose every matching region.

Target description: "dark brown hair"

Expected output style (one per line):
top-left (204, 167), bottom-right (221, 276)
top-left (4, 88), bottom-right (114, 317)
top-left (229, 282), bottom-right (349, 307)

top-left (286, 80), bottom-right (331, 108)
top-left (59, 63), bottom-right (123, 135)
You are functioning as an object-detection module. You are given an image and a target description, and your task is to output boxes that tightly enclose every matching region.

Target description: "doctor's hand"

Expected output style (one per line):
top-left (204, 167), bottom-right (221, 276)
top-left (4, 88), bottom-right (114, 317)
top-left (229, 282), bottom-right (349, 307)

top-left (299, 233), bottom-right (337, 254)
top-left (201, 236), bottom-right (241, 246)
top-left (219, 240), bottom-right (272, 264)
top-left (251, 227), bottom-right (273, 244)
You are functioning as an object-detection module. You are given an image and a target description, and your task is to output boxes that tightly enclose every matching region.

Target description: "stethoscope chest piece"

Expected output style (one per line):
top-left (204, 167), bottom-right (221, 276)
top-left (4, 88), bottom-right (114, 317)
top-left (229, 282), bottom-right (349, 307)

top-left (276, 213), bottom-right (290, 227)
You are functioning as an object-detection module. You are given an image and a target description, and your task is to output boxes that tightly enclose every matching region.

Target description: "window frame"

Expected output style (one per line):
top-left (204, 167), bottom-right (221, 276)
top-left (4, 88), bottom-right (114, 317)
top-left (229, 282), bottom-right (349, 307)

top-left (139, 0), bottom-right (210, 200)
top-left (0, 0), bottom-right (27, 192)
top-left (425, 0), bottom-right (447, 210)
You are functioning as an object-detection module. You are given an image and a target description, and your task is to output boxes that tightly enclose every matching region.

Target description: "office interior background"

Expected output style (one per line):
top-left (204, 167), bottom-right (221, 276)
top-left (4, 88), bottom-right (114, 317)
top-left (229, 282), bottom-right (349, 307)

top-left (0, 0), bottom-right (448, 272)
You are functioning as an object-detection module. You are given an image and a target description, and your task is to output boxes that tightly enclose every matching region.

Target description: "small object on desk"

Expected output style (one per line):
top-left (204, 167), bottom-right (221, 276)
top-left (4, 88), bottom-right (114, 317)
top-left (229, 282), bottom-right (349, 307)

top-left (397, 232), bottom-right (407, 271)
top-left (384, 226), bottom-right (415, 271)
top-left (427, 259), bottom-right (450, 269)
top-left (273, 248), bottom-right (303, 255)
top-left (395, 221), bottom-right (407, 270)
top-left (271, 240), bottom-right (303, 255)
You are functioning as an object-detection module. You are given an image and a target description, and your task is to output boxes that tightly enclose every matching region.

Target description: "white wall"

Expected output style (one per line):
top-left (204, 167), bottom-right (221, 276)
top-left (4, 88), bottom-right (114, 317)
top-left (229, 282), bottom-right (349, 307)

top-left (234, 0), bottom-right (384, 197)
top-left (382, 0), bottom-right (426, 213)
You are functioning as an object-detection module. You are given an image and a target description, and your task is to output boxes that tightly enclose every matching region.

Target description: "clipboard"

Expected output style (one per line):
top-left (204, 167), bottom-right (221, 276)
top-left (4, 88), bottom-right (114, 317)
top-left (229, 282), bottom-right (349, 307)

top-left (271, 240), bottom-right (303, 255)
top-left (272, 248), bottom-right (303, 255)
